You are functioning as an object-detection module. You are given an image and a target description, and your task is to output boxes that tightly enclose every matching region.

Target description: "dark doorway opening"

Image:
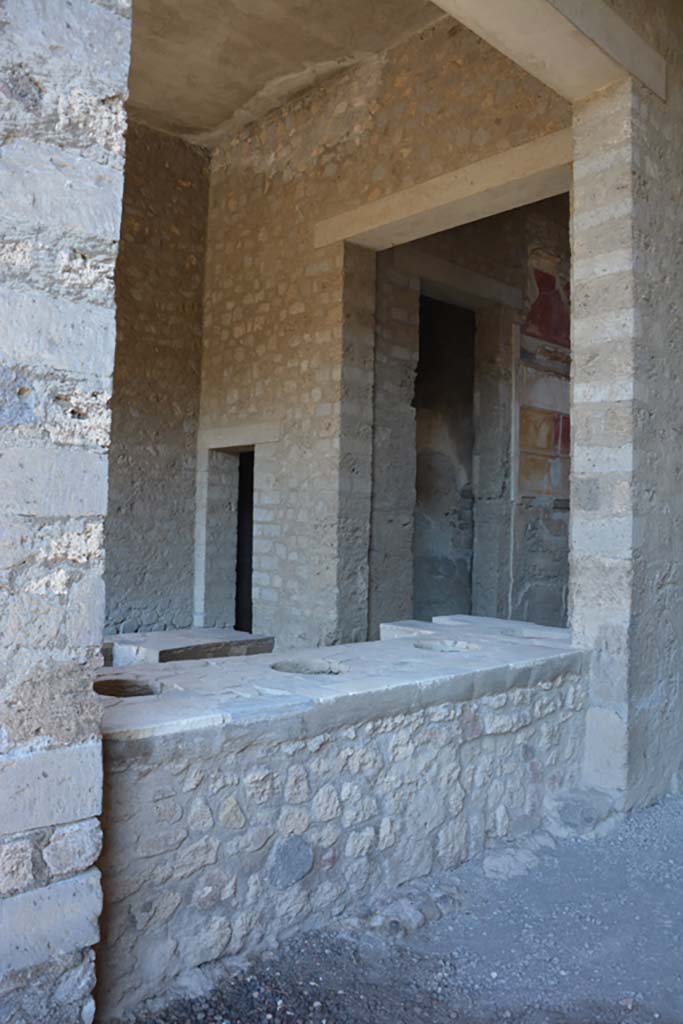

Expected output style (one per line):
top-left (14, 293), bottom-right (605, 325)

top-left (235, 449), bottom-right (254, 632)
top-left (413, 297), bottom-right (476, 621)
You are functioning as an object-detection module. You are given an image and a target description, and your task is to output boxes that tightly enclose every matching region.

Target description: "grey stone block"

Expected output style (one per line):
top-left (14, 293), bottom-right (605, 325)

top-left (0, 366), bottom-right (38, 427)
top-left (0, 837), bottom-right (35, 896)
top-left (0, 743), bottom-right (102, 837)
top-left (0, 285), bottom-right (116, 377)
top-left (43, 820), bottom-right (102, 878)
top-left (0, 139), bottom-right (122, 240)
top-left (269, 836), bottom-right (314, 889)
top-left (0, 870), bottom-right (101, 973)
top-left (0, 447), bottom-right (108, 517)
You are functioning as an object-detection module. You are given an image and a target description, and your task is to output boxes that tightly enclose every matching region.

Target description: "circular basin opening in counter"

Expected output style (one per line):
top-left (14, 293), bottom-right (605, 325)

top-left (270, 658), bottom-right (348, 676)
top-left (94, 678), bottom-right (155, 698)
top-left (413, 639), bottom-right (481, 653)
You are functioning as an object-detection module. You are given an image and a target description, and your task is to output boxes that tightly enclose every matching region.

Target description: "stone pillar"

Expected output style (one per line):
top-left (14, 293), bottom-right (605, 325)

top-left (337, 243), bottom-right (377, 643)
top-left (105, 124), bottom-right (209, 635)
top-left (0, 2), bottom-right (130, 1020)
top-left (571, 60), bottom-right (683, 808)
top-left (367, 253), bottom-right (420, 637)
top-left (471, 305), bottom-right (518, 618)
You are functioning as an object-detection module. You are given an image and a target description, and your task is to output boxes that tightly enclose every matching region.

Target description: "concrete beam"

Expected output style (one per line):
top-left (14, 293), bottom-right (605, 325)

top-left (431, 0), bottom-right (665, 102)
top-left (314, 129), bottom-right (571, 251)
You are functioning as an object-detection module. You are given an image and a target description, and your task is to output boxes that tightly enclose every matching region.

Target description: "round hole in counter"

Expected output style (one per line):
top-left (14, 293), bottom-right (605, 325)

top-left (413, 639), bottom-right (481, 653)
top-left (271, 658), bottom-right (348, 676)
top-left (94, 678), bottom-right (155, 698)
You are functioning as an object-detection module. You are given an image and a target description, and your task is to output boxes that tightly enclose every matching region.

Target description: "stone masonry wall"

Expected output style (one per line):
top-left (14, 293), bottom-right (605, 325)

top-left (571, 0), bottom-right (683, 808)
top-left (105, 122), bottom-right (210, 634)
top-left (370, 197), bottom-right (570, 634)
top-left (0, 1), bottom-right (131, 1021)
top-left (202, 18), bottom-right (570, 648)
top-left (97, 665), bottom-right (585, 1020)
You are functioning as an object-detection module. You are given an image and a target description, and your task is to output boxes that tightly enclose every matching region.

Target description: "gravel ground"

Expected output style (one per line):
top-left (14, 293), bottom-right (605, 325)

top-left (132, 795), bottom-right (683, 1024)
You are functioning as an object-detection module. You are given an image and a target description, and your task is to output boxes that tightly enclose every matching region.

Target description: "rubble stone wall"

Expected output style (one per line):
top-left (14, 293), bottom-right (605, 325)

top-left (98, 662), bottom-right (586, 1020)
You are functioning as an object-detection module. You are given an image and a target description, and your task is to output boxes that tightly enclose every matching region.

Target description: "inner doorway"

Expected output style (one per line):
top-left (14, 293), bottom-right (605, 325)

top-left (413, 297), bottom-right (476, 621)
top-left (235, 449), bottom-right (254, 632)
top-left (202, 445), bottom-right (255, 631)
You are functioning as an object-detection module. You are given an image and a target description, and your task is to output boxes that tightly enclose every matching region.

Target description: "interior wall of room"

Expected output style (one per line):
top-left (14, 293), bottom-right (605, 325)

top-left (201, 18), bottom-right (570, 648)
top-left (369, 196), bottom-right (570, 634)
top-left (414, 298), bottom-right (475, 620)
top-left (104, 122), bottom-right (210, 634)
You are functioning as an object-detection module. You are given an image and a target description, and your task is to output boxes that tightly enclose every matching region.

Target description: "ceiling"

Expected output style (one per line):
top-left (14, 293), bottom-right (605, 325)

top-left (127, 0), bottom-right (443, 144)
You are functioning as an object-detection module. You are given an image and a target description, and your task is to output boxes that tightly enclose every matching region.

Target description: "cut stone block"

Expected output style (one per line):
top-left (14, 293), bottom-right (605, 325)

top-left (0, 870), bottom-right (101, 973)
top-left (102, 627), bottom-right (274, 668)
top-left (0, 743), bottom-right (102, 838)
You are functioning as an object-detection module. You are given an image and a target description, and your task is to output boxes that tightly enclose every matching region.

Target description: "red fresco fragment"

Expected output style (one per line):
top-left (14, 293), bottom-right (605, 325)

top-left (559, 414), bottom-right (570, 455)
top-left (525, 268), bottom-right (570, 348)
top-left (552, 412), bottom-right (571, 454)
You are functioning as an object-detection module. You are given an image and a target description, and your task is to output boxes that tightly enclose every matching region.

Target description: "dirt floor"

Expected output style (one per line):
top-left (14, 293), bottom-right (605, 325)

top-left (133, 795), bottom-right (683, 1024)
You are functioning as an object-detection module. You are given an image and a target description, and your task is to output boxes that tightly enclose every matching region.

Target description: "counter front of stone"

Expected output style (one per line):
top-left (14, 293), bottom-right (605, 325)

top-left (96, 617), bottom-right (589, 1020)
